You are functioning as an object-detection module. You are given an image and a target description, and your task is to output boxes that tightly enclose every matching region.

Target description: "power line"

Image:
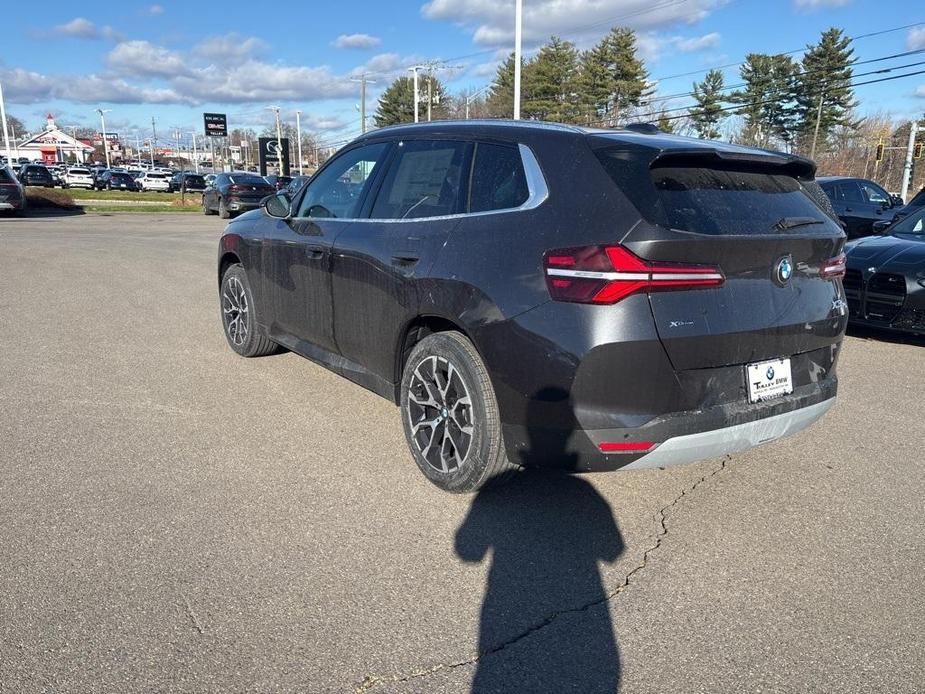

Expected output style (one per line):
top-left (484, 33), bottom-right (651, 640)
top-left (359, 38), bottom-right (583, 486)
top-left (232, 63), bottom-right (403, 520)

top-left (619, 67), bottom-right (925, 126)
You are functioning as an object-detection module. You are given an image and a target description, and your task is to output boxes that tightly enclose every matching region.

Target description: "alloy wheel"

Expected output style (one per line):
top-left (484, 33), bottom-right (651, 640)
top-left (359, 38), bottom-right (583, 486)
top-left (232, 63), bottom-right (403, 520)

top-left (222, 276), bottom-right (249, 346)
top-left (407, 356), bottom-right (474, 473)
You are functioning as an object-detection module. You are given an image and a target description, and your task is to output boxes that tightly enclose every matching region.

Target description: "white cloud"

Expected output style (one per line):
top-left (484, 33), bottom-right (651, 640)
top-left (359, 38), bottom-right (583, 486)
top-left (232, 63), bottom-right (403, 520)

top-left (793, 0), bottom-right (850, 8)
top-left (421, 0), bottom-right (724, 47)
top-left (333, 33), bottom-right (381, 50)
top-left (0, 66), bottom-right (186, 105)
top-left (915, 85), bottom-right (925, 98)
top-left (51, 17), bottom-right (121, 41)
top-left (170, 61), bottom-right (356, 103)
top-left (194, 33), bottom-right (267, 62)
top-left (673, 32), bottom-right (720, 52)
top-left (106, 41), bottom-right (191, 79)
top-left (908, 27), bottom-right (925, 51)
top-left (147, 4), bottom-right (164, 15)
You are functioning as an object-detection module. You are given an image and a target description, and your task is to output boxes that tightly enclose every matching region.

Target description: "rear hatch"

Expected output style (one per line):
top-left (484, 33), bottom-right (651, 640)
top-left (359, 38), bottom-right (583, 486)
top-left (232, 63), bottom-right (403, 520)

top-left (227, 174), bottom-right (274, 201)
top-left (596, 147), bottom-right (846, 370)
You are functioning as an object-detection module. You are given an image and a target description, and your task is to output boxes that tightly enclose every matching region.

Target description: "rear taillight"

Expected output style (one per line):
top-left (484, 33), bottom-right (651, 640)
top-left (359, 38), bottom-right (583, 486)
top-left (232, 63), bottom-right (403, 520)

top-left (544, 245), bottom-right (724, 304)
top-left (820, 253), bottom-right (846, 280)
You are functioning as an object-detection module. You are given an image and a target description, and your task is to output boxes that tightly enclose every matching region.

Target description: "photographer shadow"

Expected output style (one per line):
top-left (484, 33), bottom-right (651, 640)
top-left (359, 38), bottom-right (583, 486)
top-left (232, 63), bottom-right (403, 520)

top-left (455, 387), bottom-right (624, 693)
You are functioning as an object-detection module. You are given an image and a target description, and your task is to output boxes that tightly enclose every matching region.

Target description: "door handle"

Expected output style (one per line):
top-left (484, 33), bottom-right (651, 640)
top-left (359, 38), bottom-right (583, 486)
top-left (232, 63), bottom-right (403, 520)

top-left (305, 246), bottom-right (324, 259)
top-left (391, 255), bottom-right (420, 267)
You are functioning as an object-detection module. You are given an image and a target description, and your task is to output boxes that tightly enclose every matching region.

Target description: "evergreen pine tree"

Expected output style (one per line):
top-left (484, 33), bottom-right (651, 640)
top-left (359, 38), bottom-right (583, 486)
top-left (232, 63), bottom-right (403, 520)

top-left (731, 53), bottom-right (798, 147)
top-left (794, 27), bottom-right (858, 152)
top-left (487, 53), bottom-right (517, 118)
top-left (374, 75), bottom-right (447, 127)
top-left (522, 37), bottom-right (581, 123)
top-left (577, 27), bottom-right (652, 126)
top-left (689, 69), bottom-right (725, 140)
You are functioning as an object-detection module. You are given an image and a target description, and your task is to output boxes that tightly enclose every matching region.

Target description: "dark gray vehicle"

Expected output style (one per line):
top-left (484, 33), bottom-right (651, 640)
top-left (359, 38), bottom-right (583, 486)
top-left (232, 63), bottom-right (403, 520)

top-left (217, 121), bottom-right (848, 492)
top-left (818, 176), bottom-right (905, 238)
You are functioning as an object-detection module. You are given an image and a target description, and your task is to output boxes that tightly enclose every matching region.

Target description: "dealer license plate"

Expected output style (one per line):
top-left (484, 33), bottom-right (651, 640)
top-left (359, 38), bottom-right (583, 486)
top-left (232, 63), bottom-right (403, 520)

top-left (746, 358), bottom-right (793, 403)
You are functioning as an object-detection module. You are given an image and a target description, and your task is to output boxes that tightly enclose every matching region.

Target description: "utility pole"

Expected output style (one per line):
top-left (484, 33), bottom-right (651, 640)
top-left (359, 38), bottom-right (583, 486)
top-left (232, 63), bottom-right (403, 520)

top-left (809, 91), bottom-right (824, 160)
top-left (268, 106), bottom-right (284, 175)
top-left (150, 117), bottom-right (157, 167)
top-left (513, 0), bottom-right (523, 120)
top-left (900, 121), bottom-right (919, 203)
top-left (189, 132), bottom-right (199, 173)
top-left (0, 80), bottom-right (13, 164)
top-left (427, 67), bottom-right (433, 122)
top-left (350, 74), bottom-right (377, 134)
top-left (97, 108), bottom-right (112, 169)
top-left (465, 85), bottom-right (491, 120)
top-left (409, 66), bottom-right (423, 123)
top-left (295, 110), bottom-right (304, 174)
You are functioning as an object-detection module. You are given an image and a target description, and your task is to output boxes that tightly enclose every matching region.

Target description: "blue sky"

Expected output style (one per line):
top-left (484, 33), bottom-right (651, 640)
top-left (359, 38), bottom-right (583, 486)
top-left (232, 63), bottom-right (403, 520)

top-left (2, 0), bottom-right (924, 149)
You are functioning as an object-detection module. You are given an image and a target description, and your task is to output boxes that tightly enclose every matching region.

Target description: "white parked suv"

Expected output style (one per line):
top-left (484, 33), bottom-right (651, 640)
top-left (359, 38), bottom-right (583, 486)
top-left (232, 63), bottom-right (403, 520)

top-left (138, 172), bottom-right (171, 192)
top-left (63, 167), bottom-right (95, 189)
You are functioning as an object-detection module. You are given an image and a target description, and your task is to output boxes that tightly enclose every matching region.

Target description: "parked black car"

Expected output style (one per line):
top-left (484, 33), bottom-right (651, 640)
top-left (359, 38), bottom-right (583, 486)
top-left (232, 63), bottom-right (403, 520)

top-left (818, 176), bottom-right (905, 238)
top-left (169, 172), bottom-right (207, 193)
top-left (217, 120), bottom-right (848, 492)
top-left (17, 164), bottom-right (56, 188)
top-left (0, 165), bottom-right (26, 214)
top-left (843, 205), bottom-right (925, 335)
top-left (264, 174), bottom-right (293, 191)
top-left (203, 172), bottom-right (274, 219)
top-left (95, 170), bottom-right (139, 191)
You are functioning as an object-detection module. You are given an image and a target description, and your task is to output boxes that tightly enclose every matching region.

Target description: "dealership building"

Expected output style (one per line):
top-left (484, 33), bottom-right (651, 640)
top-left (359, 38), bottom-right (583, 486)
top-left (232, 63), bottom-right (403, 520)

top-left (6, 114), bottom-right (95, 163)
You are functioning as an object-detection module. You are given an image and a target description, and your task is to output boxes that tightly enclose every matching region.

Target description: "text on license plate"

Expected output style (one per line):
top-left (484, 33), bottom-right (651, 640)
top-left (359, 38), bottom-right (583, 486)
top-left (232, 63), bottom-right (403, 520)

top-left (746, 358), bottom-right (793, 403)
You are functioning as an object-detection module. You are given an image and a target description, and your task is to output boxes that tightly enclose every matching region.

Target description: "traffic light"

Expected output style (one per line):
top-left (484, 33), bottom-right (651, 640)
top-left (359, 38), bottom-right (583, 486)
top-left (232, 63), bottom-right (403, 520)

top-left (875, 141), bottom-right (884, 162)
top-left (915, 142), bottom-right (923, 159)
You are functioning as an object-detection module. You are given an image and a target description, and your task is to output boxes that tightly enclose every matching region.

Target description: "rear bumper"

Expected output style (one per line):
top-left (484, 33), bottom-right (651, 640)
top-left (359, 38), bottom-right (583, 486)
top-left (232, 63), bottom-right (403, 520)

top-left (621, 396), bottom-right (834, 469)
top-left (226, 197), bottom-right (262, 211)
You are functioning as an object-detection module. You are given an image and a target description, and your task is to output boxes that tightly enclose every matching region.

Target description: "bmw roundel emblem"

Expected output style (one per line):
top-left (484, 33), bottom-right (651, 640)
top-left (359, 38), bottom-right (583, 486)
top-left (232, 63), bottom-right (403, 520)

top-left (766, 366), bottom-right (775, 381)
top-left (775, 256), bottom-right (793, 285)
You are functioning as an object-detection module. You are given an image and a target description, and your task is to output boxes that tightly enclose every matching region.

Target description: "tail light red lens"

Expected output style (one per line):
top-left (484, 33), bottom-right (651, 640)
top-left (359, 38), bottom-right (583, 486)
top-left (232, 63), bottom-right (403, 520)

top-left (820, 253), bottom-right (846, 280)
top-left (544, 245), bottom-right (724, 304)
top-left (599, 441), bottom-right (657, 453)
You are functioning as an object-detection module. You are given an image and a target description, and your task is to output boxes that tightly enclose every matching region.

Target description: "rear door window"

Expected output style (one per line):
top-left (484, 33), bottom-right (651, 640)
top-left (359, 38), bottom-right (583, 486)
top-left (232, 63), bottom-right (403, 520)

top-left (468, 142), bottom-right (528, 213)
top-left (370, 140), bottom-right (469, 220)
top-left (832, 182), bottom-right (864, 203)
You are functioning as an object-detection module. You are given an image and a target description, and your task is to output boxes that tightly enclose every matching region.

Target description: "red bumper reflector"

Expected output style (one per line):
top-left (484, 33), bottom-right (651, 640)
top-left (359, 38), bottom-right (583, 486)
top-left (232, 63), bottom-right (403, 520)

top-left (598, 441), bottom-right (656, 453)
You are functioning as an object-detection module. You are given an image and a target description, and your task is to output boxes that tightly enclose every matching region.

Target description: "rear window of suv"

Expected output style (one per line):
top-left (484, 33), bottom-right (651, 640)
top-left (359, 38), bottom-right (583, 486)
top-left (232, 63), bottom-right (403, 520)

top-left (597, 150), bottom-right (833, 235)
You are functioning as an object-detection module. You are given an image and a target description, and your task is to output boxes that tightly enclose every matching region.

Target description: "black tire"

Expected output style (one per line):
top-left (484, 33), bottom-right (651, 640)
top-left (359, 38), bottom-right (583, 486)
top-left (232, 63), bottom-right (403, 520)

top-left (219, 264), bottom-right (278, 357)
top-left (202, 197), bottom-right (213, 215)
top-left (218, 198), bottom-right (231, 219)
top-left (400, 331), bottom-right (519, 493)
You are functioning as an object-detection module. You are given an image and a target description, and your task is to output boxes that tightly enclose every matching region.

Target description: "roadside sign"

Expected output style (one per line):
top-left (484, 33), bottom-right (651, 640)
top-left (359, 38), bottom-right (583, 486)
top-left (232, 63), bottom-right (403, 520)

top-left (203, 113), bottom-right (227, 138)
top-left (258, 137), bottom-right (290, 176)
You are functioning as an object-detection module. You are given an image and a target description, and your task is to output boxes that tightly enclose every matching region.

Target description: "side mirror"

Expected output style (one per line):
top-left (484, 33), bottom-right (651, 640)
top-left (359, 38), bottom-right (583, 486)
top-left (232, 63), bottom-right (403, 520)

top-left (263, 192), bottom-right (291, 219)
top-left (872, 220), bottom-right (891, 234)
top-left (890, 194), bottom-right (904, 208)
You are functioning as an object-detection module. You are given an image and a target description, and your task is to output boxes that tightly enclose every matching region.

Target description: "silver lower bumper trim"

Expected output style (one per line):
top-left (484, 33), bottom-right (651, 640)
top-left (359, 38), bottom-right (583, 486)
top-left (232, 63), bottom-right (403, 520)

top-left (622, 397), bottom-right (836, 470)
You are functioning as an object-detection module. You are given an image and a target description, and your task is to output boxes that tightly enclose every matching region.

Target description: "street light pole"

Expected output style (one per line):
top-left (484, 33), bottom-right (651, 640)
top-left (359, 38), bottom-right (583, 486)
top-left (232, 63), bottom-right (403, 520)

top-left (513, 0), bottom-right (523, 120)
top-left (0, 80), bottom-right (13, 165)
top-left (900, 121), bottom-right (919, 203)
top-left (150, 117), bottom-right (157, 168)
top-left (295, 110), bottom-right (303, 175)
top-left (97, 108), bottom-right (112, 168)
top-left (189, 132), bottom-right (199, 173)
top-left (409, 66), bottom-right (423, 123)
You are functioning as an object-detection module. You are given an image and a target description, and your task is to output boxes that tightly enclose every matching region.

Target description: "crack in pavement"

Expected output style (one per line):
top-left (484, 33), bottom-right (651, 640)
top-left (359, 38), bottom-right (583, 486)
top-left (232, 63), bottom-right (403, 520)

top-left (353, 457), bottom-right (730, 693)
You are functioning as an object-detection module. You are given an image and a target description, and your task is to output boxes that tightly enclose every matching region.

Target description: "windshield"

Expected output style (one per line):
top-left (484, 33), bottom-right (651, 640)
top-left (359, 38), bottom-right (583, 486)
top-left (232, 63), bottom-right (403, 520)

top-left (890, 207), bottom-right (925, 235)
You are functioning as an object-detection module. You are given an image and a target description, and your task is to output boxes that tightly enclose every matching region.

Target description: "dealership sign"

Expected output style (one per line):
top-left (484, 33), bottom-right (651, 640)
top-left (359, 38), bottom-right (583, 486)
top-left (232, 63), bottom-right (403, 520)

top-left (257, 137), bottom-right (290, 176)
top-left (203, 113), bottom-right (228, 138)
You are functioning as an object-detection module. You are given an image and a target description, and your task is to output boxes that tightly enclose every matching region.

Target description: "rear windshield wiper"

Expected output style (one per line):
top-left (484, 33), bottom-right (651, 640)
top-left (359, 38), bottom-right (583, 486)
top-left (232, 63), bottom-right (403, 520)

top-left (774, 216), bottom-right (825, 231)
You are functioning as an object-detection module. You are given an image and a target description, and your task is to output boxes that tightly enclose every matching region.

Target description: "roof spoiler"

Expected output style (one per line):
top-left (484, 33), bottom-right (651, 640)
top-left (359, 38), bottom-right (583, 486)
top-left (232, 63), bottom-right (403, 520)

top-left (650, 148), bottom-right (817, 180)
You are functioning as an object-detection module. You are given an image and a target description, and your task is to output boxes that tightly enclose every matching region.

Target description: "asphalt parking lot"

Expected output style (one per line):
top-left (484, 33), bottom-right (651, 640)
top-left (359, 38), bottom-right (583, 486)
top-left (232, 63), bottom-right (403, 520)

top-left (1, 212), bottom-right (923, 693)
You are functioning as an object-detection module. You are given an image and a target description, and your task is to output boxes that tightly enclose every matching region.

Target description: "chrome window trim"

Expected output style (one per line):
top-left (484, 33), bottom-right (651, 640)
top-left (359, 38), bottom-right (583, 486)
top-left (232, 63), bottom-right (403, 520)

top-left (293, 142), bottom-right (549, 224)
